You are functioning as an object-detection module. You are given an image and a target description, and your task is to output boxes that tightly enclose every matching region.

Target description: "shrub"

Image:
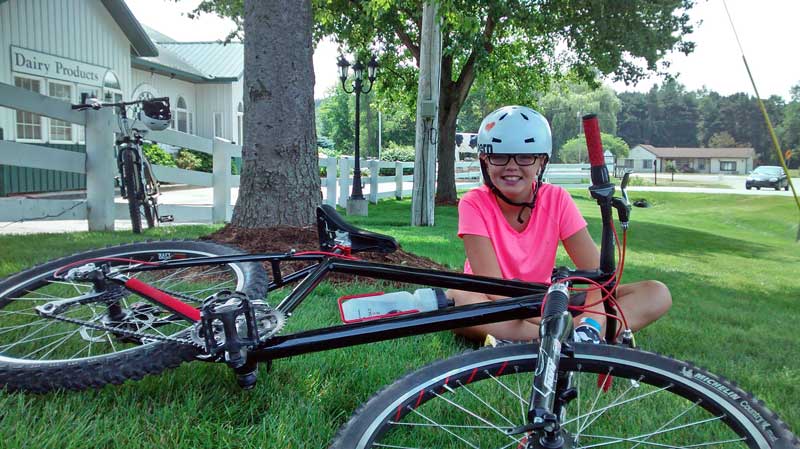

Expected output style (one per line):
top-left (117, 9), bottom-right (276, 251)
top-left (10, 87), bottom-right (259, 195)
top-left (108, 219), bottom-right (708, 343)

top-left (380, 143), bottom-right (415, 162)
top-left (175, 149), bottom-right (203, 171)
top-left (142, 143), bottom-right (176, 167)
top-left (175, 149), bottom-right (213, 172)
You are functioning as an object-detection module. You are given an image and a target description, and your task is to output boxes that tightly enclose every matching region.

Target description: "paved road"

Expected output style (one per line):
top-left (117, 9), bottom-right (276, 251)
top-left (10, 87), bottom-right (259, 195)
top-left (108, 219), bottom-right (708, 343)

top-left (1, 175), bottom-right (797, 234)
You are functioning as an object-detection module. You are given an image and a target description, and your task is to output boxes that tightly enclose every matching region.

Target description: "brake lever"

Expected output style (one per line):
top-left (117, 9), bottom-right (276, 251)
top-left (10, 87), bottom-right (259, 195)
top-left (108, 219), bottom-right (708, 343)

top-left (612, 171), bottom-right (632, 229)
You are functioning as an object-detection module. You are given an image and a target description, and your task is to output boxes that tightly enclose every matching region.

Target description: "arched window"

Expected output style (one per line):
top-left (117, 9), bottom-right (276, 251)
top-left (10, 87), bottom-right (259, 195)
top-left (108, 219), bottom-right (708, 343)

top-left (102, 71), bottom-right (122, 103)
top-left (176, 96), bottom-right (189, 133)
top-left (237, 102), bottom-right (244, 144)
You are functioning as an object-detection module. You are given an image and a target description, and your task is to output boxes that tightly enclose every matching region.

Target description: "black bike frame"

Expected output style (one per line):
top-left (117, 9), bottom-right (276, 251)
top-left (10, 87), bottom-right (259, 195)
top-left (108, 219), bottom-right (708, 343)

top-left (121, 254), bottom-right (613, 363)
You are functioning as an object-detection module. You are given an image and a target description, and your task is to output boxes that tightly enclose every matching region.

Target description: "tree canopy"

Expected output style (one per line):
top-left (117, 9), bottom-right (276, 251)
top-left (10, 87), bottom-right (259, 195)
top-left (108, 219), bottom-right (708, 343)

top-left (187, 0), bottom-right (697, 205)
top-left (560, 132), bottom-right (629, 164)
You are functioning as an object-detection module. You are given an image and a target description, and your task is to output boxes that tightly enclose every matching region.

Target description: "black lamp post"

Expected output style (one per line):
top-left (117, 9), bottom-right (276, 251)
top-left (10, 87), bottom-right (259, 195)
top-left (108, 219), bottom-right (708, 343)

top-left (337, 54), bottom-right (378, 202)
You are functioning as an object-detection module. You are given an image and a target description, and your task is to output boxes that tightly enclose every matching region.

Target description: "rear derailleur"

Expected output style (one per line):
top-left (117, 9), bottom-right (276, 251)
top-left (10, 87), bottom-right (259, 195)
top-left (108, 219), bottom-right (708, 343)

top-left (192, 291), bottom-right (285, 389)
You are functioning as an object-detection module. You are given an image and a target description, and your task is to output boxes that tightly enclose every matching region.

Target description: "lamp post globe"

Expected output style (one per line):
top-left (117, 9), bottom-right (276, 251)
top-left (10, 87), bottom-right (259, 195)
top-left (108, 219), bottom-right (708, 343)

top-left (337, 53), bottom-right (378, 216)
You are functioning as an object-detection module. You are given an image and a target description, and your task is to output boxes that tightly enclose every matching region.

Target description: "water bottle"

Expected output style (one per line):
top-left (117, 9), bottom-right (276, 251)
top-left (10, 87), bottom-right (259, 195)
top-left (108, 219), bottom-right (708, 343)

top-left (338, 288), bottom-right (451, 323)
top-left (573, 317), bottom-right (602, 344)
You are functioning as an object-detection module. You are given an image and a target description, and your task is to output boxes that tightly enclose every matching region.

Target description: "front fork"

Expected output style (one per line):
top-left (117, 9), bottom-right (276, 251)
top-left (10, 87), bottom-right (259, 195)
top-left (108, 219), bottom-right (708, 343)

top-left (511, 281), bottom-right (575, 448)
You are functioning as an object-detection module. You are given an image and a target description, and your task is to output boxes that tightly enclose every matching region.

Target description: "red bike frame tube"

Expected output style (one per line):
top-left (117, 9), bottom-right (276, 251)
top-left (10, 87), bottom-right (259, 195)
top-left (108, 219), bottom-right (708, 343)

top-left (124, 277), bottom-right (201, 322)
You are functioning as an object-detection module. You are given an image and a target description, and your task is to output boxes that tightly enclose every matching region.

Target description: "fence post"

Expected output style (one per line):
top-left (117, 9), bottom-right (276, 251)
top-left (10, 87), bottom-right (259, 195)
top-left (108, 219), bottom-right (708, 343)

top-left (338, 157), bottom-right (349, 209)
top-left (213, 138), bottom-right (232, 223)
top-left (369, 159), bottom-right (379, 204)
top-left (85, 107), bottom-right (115, 231)
top-left (395, 161), bottom-right (403, 200)
top-left (326, 157), bottom-right (337, 206)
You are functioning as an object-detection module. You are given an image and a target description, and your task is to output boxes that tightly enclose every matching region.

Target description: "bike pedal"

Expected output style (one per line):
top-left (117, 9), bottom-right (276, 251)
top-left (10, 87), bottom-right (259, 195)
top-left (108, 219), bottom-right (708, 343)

top-left (158, 215), bottom-right (174, 223)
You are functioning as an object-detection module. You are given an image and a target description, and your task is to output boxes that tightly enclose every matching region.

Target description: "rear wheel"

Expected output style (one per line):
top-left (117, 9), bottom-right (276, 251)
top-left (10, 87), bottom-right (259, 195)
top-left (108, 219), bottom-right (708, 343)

top-left (0, 240), bottom-right (268, 392)
top-left (331, 344), bottom-right (798, 449)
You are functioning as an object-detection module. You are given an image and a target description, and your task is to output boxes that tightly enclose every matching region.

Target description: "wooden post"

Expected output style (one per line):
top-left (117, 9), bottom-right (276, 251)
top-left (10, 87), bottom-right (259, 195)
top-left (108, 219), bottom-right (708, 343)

top-left (395, 161), bottom-right (404, 200)
top-left (326, 157), bottom-right (337, 206)
top-left (85, 107), bottom-right (115, 231)
top-left (213, 138), bottom-right (233, 223)
top-left (338, 157), bottom-right (350, 209)
top-left (369, 159), bottom-right (379, 204)
top-left (411, 1), bottom-right (442, 226)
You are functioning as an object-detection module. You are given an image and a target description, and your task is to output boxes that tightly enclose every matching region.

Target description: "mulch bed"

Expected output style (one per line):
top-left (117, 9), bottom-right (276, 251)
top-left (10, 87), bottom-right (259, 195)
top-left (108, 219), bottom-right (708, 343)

top-left (201, 225), bottom-right (451, 285)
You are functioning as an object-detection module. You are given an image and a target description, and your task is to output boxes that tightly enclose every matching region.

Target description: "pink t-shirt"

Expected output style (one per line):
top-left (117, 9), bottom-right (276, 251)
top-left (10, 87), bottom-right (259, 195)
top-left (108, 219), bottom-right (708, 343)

top-left (458, 184), bottom-right (587, 284)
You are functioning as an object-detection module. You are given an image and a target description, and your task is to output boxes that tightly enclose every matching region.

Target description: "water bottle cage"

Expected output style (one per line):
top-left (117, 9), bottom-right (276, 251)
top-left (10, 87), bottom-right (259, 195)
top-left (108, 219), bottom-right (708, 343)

top-left (199, 291), bottom-right (260, 367)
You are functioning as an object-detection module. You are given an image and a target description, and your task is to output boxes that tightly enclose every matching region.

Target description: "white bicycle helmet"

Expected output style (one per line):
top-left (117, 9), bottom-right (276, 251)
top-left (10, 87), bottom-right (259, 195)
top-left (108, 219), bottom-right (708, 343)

top-left (477, 105), bottom-right (552, 157)
top-left (137, 100), bottom-right (171, 131)
top-left (476, 106), bottom-right (553, 223)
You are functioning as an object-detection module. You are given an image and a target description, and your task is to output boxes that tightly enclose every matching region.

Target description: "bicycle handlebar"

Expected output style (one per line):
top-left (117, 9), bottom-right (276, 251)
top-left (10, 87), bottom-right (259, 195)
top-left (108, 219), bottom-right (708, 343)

top-left (582, 114), bottom-right (611, 186)
top-left (71, 97), bottom-right (169, 111)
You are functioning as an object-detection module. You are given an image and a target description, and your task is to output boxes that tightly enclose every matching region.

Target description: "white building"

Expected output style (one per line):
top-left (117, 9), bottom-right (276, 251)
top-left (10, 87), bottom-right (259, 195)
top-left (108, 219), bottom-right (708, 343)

top-left (621, 144), bottom-right (755, 175)
top-left (0, 0), bottom-right (244, 195)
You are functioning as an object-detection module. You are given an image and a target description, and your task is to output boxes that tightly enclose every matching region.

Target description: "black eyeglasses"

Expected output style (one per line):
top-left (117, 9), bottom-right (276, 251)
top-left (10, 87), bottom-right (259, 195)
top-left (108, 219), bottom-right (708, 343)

top-left (485, 154), bottom-right (541, 166)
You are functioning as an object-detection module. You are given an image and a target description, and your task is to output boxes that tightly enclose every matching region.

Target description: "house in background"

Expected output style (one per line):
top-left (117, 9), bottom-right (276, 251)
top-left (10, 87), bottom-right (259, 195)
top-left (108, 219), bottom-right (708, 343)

top-left (0, 0), bottom-right (244, 196)
top-left (620, 144), bottom-right (755, 175)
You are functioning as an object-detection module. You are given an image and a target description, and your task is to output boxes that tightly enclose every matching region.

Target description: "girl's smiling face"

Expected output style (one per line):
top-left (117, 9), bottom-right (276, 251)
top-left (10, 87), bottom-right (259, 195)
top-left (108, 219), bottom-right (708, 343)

top-left (481, 154), bottom-right (544, 202)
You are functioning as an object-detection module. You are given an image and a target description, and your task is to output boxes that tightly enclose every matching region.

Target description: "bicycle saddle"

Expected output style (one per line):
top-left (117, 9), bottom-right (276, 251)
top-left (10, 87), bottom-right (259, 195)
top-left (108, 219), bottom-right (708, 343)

top-left (316, 205), bottom-right (399, 254)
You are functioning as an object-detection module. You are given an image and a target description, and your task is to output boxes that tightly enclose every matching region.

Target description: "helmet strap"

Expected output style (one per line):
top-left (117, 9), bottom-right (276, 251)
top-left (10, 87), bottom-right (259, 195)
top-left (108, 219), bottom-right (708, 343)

top-left (480, 157), bottom-right (549, 224)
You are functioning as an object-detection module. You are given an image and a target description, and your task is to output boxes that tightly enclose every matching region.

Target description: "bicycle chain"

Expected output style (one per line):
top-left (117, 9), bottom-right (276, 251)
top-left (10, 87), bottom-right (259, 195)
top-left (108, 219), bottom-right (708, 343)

top-left (37, 287), bottom-right (287, 351)
top-left (38, 308), bottom-right (201, 347)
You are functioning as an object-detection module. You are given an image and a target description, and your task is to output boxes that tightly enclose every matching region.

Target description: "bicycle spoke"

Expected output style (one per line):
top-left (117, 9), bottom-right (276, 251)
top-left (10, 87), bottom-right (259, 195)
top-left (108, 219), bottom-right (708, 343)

top-left (629, 400), bottom-right (702, 449)
top-left (36, 327), bottom-right (85, 359)
top-left (454, 380), bottom-right (516, 427)
top-left (564, 382), bottom-right (672, 428)
top-left (406, 406), bottom-right (481, 449)
top-left (430, 388), bottom-right (519, 443)
top-left (578, 374), bottom-right (642, 434)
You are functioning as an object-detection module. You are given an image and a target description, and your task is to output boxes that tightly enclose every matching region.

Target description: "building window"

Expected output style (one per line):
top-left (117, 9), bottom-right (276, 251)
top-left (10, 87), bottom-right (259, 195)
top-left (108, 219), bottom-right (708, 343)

top-left (48, 81), bottom-right (74, 143)
top-left (623, 159), bottom-right (634, 168)
top-left (188, 112), bottom-right (194, 135)
top-left (642, 160), bottom-right (653, 169)
top-left (214, 112), bottom-right (223, 138)
top-left (14, 76), bottom-right (44, 141)
top-left (176, 96), bottom-right (188, 133)
top-left (720, 161), bottom-right (737, 172)
top-left (237, 102), bottom-right (244, 144)
top-left (102, 71), bottom-right (123, 106)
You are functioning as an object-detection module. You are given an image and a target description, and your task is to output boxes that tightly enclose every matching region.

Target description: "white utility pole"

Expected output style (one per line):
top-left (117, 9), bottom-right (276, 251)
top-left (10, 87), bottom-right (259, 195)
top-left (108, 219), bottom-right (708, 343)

top-left (411, 1), bottom-right (442, 226)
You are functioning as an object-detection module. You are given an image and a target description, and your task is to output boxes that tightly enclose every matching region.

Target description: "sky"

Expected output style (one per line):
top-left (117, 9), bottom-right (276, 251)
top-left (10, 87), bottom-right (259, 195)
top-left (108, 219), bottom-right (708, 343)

top-left (124, 0), bottom-right (800, 100)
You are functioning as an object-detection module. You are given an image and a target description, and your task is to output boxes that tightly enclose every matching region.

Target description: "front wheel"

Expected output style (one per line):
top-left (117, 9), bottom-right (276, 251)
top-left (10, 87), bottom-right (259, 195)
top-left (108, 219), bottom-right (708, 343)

top-left (0, 240), bottom-right (268, 392)
top-left (331, 344), bottom-right (798, 449)
top-left (121, 149), bottom-right (144, 233)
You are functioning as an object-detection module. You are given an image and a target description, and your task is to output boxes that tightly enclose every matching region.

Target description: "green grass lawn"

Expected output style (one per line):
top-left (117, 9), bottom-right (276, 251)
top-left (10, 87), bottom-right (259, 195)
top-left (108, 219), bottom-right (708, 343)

top-left (0, 192), bottom-right (798, 448)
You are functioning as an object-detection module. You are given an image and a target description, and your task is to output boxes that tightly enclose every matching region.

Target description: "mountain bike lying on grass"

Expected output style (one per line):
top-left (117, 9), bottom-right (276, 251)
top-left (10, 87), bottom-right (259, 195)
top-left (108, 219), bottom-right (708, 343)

top-left (0, 116), bottom-right (796, 448)
top-left (71, 96), bottom-right (174, 234)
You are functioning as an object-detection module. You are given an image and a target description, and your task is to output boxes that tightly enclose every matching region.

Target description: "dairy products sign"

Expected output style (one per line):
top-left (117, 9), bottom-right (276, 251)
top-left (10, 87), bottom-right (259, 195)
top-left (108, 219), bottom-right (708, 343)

top-left (11, 46), bottom-right (107, 87)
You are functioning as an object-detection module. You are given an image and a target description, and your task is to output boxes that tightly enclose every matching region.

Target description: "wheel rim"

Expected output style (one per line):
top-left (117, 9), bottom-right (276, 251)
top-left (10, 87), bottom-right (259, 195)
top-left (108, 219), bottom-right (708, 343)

top-left (356, 350), bottom-right (768, 449)
top-left (0, 248), bottom-right (246, 364)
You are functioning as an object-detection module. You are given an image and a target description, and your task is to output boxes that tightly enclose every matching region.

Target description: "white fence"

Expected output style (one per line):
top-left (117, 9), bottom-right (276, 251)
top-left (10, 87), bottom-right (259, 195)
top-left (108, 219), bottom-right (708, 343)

top-left (0, 81), bottom-right (600, 230)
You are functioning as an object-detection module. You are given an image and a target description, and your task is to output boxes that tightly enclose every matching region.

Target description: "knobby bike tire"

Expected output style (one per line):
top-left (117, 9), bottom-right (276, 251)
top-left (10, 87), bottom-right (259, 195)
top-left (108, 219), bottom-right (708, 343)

top-left (331, 343), bottom-right (798, 449)
top-left (121, 149), bottom-right (144, 233)
top-left (0, 240), bottom-right (268, 393)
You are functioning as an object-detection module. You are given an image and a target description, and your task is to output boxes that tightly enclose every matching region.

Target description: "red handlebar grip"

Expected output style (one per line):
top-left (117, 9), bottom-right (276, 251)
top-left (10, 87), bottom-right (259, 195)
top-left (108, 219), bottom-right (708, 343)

top-left (582, 114), bottom-right (605, 167)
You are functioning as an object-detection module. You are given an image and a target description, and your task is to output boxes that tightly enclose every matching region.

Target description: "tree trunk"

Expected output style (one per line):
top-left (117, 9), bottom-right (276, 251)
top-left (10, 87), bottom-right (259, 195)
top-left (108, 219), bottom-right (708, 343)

top-left (435, 64), bottom-right (474, 205)
top-left (231, 0), bottom-right (320, 227)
